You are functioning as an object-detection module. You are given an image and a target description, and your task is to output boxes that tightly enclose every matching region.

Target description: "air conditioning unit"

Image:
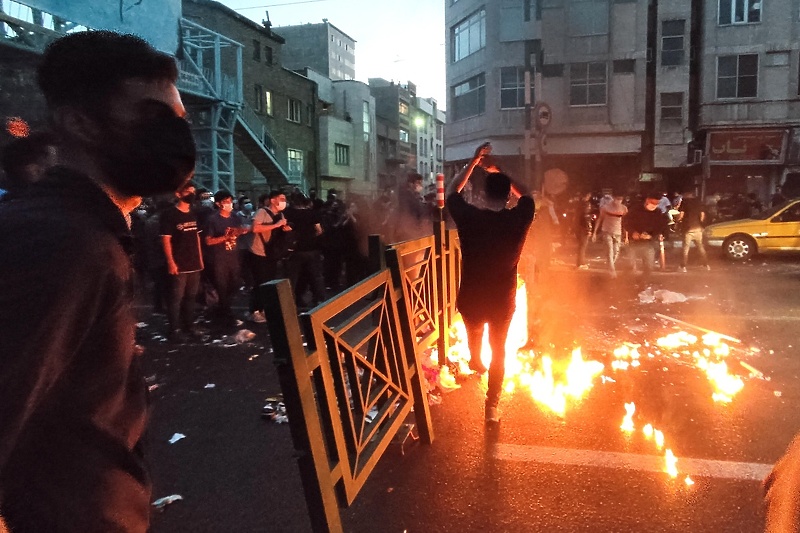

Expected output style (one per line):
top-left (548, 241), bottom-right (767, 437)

top-left (692, 149), bottom-right (703, 165)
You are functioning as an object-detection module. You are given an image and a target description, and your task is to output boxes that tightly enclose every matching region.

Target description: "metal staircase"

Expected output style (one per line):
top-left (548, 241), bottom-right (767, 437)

top-left (1, 2), bottom-right (290, 194)
top-left (234, 101), bottom-right (289, 186)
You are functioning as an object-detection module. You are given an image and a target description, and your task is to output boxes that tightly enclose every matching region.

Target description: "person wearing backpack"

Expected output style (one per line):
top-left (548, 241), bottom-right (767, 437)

top-left (246, 190), bottom-right (292, 323)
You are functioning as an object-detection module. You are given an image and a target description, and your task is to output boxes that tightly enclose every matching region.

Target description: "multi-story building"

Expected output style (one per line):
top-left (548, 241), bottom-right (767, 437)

top-left (301, 68), bottom-right (378, 196)
top-left (276, 21), bottom-right (356, 81)
top-left (369, 78), bottom-right (417, 189)
top-left (445, 0), bottom-right (800, 201)
top-left (694, 0), bottom-right (800, 201)
top-left (445, 0), bottom-right (651, 194)
top-left (414, 97), bottom-right (446, 184)
top-left (183, 0), bottom-right (318, 197)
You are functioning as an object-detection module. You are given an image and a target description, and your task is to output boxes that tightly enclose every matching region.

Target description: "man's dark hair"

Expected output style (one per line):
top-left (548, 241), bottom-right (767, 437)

top-left (37, 31), bottom-right (178, 111)
top-left (0, 131), bottom-right (58, 190)
top-left (269, 190), bottom-right (285, 200)
top-left (485, 172), bottom-right (511, 202)
top-left (407, 172), bottom-right (423, 184)
top-left (214, 190), bottom-right (233, 203)
top-left (645, 193), bottom-right (662, 202)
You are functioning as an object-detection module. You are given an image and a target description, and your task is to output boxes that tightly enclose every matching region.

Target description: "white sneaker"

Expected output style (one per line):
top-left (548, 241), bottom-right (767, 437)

top-left (678, 266), bottom-right (687, 273)
top-left (248, 310), bottom-right (266, 323)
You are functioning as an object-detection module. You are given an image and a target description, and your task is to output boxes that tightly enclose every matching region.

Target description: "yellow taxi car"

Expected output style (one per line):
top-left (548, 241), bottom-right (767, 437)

top-left (704, 199), bottom-right (800, 260)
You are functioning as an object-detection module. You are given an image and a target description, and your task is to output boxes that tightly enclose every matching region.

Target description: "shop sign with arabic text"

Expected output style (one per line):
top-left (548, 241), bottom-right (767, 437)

top-left (707, 130), bottom-right (788, 165)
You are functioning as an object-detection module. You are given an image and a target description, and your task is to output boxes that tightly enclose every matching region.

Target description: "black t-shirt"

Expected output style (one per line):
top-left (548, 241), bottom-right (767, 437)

top-left (160, 206), bottom-right (203, 272)
top-left (624, 205), bottom-right (669, 241)
top-left (447, 192), bottom-right (535, 320)
top-left (286, 207), bottom-right (321, 252)
top-left (679, 197), bottom-right (705, 231)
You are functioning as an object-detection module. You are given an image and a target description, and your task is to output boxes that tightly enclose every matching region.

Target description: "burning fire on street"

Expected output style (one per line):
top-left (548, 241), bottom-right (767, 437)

top-left (436, 278), bottom-right (766, 485)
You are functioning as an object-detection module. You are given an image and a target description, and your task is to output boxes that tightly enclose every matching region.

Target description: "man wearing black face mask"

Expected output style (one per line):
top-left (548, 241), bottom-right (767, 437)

top-left (0, 32), bottom-right (195, 533)
top-left (161, 184), bottom-right (205, 339)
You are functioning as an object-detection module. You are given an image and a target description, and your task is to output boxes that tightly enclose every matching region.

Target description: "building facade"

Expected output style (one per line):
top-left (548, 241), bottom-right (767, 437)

top-left (414, 97), bottom-right (446, 184)
top-left (369, 78), bottom-right (418, 190)
top-left (302, 68), bottom-right (378, 196)
top-left (183, 0), bottom-right (318, 197)
top-left (695, 0), bottom-right (800, 202)
top-left (275, 21), bottom-right (356, 81)
top-left (445, 0), bottom-right (800, 201)
top-left (445, 0), bottom-right (651, 194)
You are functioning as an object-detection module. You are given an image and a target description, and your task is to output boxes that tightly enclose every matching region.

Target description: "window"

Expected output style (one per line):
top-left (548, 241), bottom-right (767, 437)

top-left (399, 101), bottom-right (409, 115)
top-left (254, 84), bottom-right (264, 113)
top-left (718, 0), bottom-right (761, 25)
top-left (717, 54), bottom-right (758, 98)
top-left (265, 90), bottom-right (273, 116)
top-left (334, 144), bottom-right (350, 165)
top-left (362, 101), bottom-right (371, 138)
top-left (660, 92), bottom-right (683, 125)
top-left (569, 0), bottom-right (609, 37)
top-left (264, 46), bottom-right (273, 65)
top-left (252, 40), bottom-right (261, 61)
top-left (452, 73), bottom-right (486, 120)
top-left (436, 123), bottom-right (443, 140)
top-left (287, 149), bottom-right (304, 178)
top-left (452, 9), bottom-right (486, 62)
top-left (569, 62), bottom-right (607, 106)
top-left (661, 20), bottom-right (685, 66)
top-left (287, 98), bottom-right (302, 123)
top-left (399, 129), bottom-right (409, 143)
top-left (500, 67), bottom-right (527, 109)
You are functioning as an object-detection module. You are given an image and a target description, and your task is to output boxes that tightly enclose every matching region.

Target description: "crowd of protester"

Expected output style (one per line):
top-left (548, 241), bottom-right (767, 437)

top-left (124, 172), bottom-right (439, 340)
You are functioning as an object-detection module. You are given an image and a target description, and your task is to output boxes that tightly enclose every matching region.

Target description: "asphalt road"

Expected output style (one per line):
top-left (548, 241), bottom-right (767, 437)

top-left (141, 244), bottom-right (800, 532)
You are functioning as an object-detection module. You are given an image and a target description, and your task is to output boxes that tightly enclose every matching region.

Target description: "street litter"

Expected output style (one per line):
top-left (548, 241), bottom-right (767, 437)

top-left (148, 384), bottom-right (160, 392)
top-left (262, 395), bottom-right (288, 423)
top-left (248, 353), bottom-right (260, 360)
top-left (365, 406), bottom-right (379, 423)
top-left (136, 322), bottom-right (147, 328)
top-left (152, 494), bottom-right (183, 510)
top-left (168, 433), bottom-right (186, 444)
top-left (235, 329), bottom-right (256, 343)
top-left (775, 391), bottom-right (782, 397)
top-left (638, 289), bottom-right (688, 304)
top-left (204, 383), bottom-right (215, 389)
top-left (145, 374), bottom-right (157, 383)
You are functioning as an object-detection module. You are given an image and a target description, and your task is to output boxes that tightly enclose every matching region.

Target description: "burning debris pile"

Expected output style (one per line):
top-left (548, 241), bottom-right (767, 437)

top-left (434, 278), bottom-right (768, 484)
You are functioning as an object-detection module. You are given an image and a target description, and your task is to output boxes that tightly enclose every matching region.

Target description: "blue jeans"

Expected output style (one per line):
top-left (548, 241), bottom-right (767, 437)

top-left (602, 232), bottom-right (622, 273)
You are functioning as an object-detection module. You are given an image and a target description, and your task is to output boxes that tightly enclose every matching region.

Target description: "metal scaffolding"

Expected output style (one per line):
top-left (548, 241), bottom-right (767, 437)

top-left (177, 17), bottom-right (243, 194)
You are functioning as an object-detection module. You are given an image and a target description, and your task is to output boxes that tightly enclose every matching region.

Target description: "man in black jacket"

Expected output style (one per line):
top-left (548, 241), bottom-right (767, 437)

top-left (0, 32), bottom-right (195, 532)
top-left (624, 194), bottom-right (669, 275)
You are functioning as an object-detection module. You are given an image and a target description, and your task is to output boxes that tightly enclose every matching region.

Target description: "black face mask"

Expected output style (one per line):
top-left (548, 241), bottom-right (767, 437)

top-left (92, 100), bottom-right (196, 197)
